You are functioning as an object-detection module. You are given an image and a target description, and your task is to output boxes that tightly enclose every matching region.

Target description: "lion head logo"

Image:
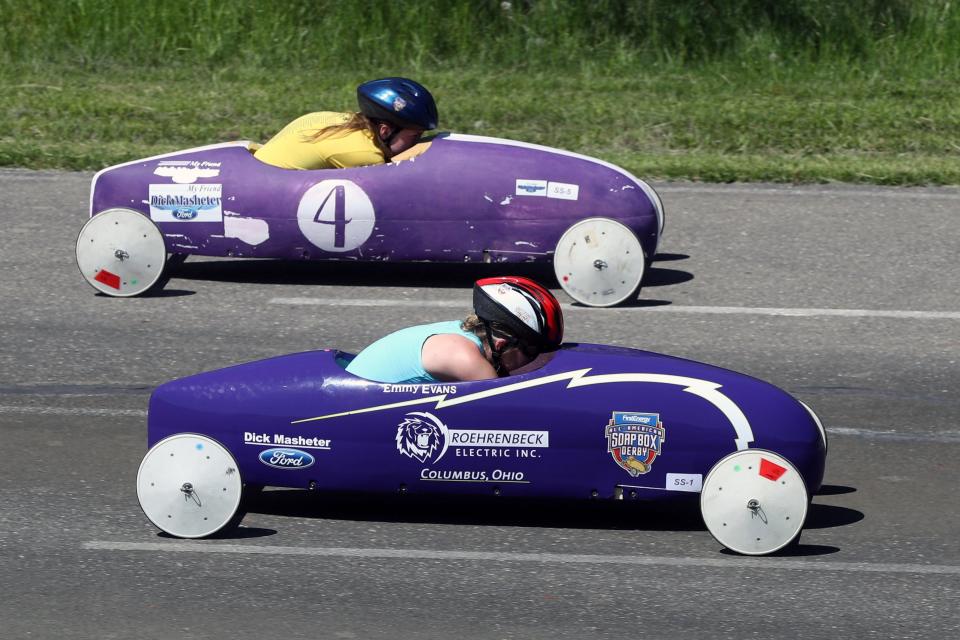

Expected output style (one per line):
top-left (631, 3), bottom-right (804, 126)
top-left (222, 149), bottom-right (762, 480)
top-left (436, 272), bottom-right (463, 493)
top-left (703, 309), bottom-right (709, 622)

top-left (396, 411), bottom-right (449, 463)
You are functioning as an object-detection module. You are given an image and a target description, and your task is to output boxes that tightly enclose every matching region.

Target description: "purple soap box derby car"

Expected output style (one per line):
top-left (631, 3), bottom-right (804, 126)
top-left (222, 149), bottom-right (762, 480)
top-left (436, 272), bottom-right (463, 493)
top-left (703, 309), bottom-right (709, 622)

top-left (137, 342), bottom-right (828, 556)
top-left (76, 134), bottom-right (664, 306)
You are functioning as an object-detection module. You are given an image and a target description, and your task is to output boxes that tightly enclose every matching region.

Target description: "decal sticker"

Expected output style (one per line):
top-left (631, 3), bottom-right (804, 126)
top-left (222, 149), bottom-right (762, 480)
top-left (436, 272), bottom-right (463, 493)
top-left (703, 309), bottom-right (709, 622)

top-left (759, 457), bottom-right (788, 481)
top-left (223, 215), bottom-right (269, 246)
top-left (395, 412), bottom-right (548, 463)
top-left (258, 447), bottom-right (315, 470)
top-left (395, 412), bottom-right (545, 483)
top-left (605, 411), bottom-right (665, 476)
top-left (396, 412), bottom-right (449, 463)
top-left (420, 469), bottom-right (526, 483)
top-left (515, 179), bottom-right (547, 196)
top-left (382, 383), bottom-right (458, 394)
top-left (153, 160), bottom-right (221, 184)
top-left (149, 183), bottom-right (223, 222)
top-left (94, 269), bottom-right (121, 290)
top-left (449, 430), bottom-right (548, 449)
top-left (297, 179), bottom-right (375, 252)
top-left (244, 432), bottom-right (331, 450)
top-left (547, 181), bottom-right (579, 200)
top-left (392, 96), bottom-right (407, 111)
top-left (665, 473), bottom-right (702, 493)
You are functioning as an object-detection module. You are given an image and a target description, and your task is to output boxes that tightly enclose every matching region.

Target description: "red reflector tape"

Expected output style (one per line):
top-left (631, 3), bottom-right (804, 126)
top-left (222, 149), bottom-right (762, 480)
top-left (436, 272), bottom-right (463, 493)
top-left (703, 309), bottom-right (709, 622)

top-left (94, 269), bottom-right (121, 290)
top-left (759, 457), bottom-right (787, 481)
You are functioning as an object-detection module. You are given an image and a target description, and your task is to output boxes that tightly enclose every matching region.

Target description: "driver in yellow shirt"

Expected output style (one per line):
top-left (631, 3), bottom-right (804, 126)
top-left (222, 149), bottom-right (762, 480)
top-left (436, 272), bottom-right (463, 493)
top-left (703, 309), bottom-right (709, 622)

top-left (254, 77), bottom-right (438, 170)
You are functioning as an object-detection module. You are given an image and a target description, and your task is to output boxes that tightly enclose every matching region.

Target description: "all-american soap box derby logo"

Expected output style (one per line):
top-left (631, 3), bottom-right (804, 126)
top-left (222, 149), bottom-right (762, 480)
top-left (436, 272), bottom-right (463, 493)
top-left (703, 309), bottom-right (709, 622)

top-left (605, 411), bottom-right (665, 476)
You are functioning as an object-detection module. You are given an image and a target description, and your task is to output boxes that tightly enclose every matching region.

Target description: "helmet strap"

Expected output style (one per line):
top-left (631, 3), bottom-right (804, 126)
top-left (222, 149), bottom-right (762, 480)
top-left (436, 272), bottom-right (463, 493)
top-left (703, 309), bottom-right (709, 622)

top-left (481, 320), bottom-right (505, 376)
top-left (376, 121), bottom-right (400, 148)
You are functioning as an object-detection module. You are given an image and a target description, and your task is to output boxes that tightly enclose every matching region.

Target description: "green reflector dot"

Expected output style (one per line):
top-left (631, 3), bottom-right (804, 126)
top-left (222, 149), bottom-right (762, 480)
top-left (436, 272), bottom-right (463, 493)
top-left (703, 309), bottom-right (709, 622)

top-left (734, 464), bottom-right (742, 472)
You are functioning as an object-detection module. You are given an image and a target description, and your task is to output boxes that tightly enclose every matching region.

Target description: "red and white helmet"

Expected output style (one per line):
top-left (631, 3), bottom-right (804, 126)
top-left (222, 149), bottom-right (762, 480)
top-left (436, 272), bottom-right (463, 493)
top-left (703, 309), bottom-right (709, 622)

top-left (473, 276), bottom-right (564, 350)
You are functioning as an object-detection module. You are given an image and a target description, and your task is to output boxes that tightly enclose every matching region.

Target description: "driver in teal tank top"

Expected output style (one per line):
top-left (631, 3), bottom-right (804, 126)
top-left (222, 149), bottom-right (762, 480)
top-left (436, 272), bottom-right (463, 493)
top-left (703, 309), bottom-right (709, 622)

top-left (345, 277), bottom-right (564, 384)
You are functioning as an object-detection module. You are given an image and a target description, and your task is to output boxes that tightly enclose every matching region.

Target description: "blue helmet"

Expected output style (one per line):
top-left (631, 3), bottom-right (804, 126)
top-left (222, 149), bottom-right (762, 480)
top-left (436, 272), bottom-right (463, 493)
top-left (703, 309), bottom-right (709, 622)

top-left (357, 77), bottom-right (438, 130)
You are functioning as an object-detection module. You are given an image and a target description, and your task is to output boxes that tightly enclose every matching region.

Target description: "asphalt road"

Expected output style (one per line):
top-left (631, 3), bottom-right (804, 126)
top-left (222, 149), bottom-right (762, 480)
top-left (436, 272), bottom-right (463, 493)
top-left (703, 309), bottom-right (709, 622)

top-left (1, 170), bottom-right (958, 639)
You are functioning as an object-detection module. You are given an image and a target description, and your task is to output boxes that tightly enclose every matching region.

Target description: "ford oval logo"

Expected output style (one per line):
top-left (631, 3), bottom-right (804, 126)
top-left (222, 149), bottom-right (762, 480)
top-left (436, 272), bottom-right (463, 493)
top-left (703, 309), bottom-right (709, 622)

top-left (258, 448), bottom-right (315, 470)
top-left (173, 207), bottom-right (198, 220)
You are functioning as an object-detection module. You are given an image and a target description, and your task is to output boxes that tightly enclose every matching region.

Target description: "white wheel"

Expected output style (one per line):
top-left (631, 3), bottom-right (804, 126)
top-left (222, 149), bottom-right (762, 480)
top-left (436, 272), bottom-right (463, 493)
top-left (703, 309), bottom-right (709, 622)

top-left (553, 217), bottom-right (645, 307)
top-left (76, 208), bottom-right (167, 297)
top-left (137, 434), bottom-right (243, 538)
top-left (700, 449), bottom-right (808, 555)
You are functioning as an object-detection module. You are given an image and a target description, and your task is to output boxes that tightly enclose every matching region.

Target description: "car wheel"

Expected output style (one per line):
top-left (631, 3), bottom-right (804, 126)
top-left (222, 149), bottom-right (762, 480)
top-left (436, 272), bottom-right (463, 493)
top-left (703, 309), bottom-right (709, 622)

top-left (136, 434), bottom-right (244, 538)
top-left (553, 217), bottom-right (645, 307)
top-left (700, 449), bottom-right (809, 555)
top-left (76, 207), bottom-right (167, 297)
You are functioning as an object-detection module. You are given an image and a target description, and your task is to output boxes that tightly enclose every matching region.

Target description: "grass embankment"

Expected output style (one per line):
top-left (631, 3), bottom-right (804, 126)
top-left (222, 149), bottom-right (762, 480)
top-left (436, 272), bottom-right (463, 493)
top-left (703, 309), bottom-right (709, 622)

top-left (2, 0), bottom-right (958, 184)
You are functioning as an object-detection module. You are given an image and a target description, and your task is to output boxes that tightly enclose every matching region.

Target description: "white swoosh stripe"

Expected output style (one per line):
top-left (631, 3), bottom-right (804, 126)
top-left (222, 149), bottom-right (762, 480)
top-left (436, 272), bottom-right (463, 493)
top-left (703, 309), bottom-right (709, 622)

top-left (293, 368), bottom-right (754, 450)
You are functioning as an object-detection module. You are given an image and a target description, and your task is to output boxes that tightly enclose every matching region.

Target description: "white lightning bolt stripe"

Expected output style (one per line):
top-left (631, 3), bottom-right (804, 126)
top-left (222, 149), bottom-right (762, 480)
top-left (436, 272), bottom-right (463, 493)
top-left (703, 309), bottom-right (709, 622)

top-left (290, 369), bottom-right (593, 424)
top-left (564, 373), bottom-right (754, 450)
top-left (434, 369), bottom-right (594, 408)
top-left (291, 395), bottom-right (444, 424)
top-left (290, 369), bottom-right (754, 450)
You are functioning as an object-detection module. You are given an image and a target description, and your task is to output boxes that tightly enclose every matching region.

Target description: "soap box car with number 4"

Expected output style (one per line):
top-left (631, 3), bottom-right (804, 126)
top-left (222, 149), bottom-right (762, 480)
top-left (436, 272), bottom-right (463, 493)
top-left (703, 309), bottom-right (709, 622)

top-left (77, 134), bottom-right (664, 306)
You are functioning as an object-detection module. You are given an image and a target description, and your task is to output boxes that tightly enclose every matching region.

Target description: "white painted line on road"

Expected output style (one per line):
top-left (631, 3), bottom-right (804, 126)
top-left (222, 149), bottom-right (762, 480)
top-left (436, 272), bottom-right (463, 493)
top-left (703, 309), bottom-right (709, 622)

top-left (0, 405), bottom-right (146, 417)
top-left (273, 297), bottom-right (465, 309)
top-left (656, 184), bottom-right (960, 200)
top-left (83, 541), bottom-right (960, 575)
top-left (270, 297), bottom-right (960, 320)
top-left (630, 305), bottom-right (960, 319)
top-left (828, 427), bottom-right (960, 444)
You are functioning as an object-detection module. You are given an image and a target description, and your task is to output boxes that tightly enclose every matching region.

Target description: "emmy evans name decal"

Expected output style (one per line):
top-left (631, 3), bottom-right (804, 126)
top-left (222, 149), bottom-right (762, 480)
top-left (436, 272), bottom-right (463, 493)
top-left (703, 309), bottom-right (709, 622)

top-left (394, 411), bottom-right (548, 483)
top-left (381, 383), bottom-right (458, 394)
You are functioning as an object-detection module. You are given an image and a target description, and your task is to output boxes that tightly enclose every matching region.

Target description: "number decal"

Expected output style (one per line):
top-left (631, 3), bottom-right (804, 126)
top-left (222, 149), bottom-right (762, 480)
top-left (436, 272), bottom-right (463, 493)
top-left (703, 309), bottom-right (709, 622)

top-left (313, 184), bottom-right (350, 248)
top-left (297, 180), bottom-right (375, 252)
top-left (665, 473), bottom-right (702, 493)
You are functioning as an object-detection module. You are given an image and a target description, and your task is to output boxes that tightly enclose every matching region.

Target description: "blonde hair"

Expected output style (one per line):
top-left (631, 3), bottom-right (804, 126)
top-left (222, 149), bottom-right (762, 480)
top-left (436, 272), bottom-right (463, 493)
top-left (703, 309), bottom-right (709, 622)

top-left (461, 314), bottom-right (485, 336)
top-left (461, 314), bottom-right (518, 341)
top-left (304, 112), bottom-right (387, 152)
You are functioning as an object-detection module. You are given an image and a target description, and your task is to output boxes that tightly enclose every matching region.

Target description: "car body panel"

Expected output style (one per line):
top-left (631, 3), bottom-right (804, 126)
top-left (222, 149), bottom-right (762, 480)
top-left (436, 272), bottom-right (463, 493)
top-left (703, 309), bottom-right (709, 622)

top-left (147, 344), bottom-right (826, 501)
top-left (90, 135), bottom-right (663, 264)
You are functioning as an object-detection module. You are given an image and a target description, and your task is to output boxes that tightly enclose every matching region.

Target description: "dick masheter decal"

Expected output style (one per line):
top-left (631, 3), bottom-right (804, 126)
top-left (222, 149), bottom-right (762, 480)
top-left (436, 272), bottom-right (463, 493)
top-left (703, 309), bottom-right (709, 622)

top-left (394, 411), bottom-right (547, 483)
top-left (605, 411), bottom-right (665, 476)
top-left (149, 183), bottom-right (223, 222)
top-left (244, 431), bottom-right (332, 450)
